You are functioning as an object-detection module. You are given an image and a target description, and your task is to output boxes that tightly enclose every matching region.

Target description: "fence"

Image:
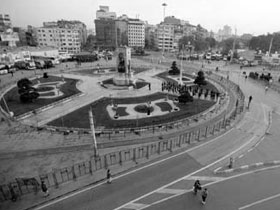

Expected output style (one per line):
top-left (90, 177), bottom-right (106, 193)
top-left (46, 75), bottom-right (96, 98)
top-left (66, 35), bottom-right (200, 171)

top-left (0, 97), bottom-right (244, 202)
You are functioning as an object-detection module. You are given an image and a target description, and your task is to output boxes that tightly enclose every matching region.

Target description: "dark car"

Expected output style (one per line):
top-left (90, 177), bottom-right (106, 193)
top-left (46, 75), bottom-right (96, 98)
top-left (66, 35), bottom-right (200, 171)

top-left (43, 60), bottom-right (54, 69)
top-left (34, 60), bottom-right (45, 69)
top-left (14, 61), bottom-right (27, 70)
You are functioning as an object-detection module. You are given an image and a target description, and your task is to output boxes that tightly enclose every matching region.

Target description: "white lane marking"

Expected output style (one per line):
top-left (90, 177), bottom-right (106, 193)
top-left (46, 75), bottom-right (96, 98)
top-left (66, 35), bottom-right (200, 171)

top-left (214, 167), bottom-right (222, 173)
top-left (240, 165), bottom-right (249, 169)
top-left (183, 176), bottom-right (225, 182)
top-left (247, 148), bottom-right (253, 152)
top-left (114, 135), bottom-right (258, 210)
top-left (255, 162), bottom-right (264, 166)
top-left (157, 188), bottom-right (186, 194)
top-left (238, 154), bottom-right (244, 159)
top-left (139, 165), bottom-right (280, 210)
top-left (122, 202), bottom-right (149, 210)
top-left (238, 192), bottom-right (280, 210)
top-left (34, 121), bottom-right (237, 210)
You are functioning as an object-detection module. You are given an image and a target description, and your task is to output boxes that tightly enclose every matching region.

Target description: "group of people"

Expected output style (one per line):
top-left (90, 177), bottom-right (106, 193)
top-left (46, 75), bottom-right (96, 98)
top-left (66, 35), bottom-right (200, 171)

top-left (193, 180), bottom-right (208, 205)
top-left (161, 81), bottom-right (189, 94)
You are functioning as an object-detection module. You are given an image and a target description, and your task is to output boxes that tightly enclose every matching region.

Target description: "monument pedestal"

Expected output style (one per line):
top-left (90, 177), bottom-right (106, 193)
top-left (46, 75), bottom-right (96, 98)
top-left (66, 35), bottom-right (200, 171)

top-left (113, 72), bottom-right (135, 86)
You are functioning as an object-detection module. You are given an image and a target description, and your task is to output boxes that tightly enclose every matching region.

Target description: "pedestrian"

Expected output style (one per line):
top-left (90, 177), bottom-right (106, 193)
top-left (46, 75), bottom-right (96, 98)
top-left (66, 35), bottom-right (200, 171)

top-left (201, 188), bottom-right (208, 205)
top-left (11, 71), bottom-right (14, 77)
top-left (248, 95), bottom-right (253, 109)
top-left (41, 181), bottom-right (49, 197)
top-left (193, 180), bottom-right (201, 195)
top-left (107, 169), bottom-right (112, 184)
top-left (265, 86), bottom-right (268, 93)
top-left (148, 83), bottom-right (151, 91)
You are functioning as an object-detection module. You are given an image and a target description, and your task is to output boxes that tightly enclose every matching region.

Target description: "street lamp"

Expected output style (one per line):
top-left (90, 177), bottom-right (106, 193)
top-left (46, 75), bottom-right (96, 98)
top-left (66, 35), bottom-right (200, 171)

top-left (162, 3), bottom-right (167, 57)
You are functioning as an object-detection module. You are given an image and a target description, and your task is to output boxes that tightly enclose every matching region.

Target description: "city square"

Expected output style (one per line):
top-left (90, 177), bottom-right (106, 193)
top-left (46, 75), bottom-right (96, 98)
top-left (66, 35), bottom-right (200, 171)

top-left (1, 1), bottom-right (280, 210)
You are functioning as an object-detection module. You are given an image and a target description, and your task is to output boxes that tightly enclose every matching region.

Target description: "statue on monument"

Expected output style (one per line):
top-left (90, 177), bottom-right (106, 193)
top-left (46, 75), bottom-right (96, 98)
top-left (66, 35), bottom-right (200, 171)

top-left (117, 52), bottom-right (126, 73)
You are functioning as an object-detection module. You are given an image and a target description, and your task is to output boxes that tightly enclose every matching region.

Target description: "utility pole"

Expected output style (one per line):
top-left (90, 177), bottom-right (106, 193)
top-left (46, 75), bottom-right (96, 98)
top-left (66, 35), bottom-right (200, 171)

top-left (89, 106), bottom-right (98, 157)
top-left (180, 45), bottom-right (184, 85)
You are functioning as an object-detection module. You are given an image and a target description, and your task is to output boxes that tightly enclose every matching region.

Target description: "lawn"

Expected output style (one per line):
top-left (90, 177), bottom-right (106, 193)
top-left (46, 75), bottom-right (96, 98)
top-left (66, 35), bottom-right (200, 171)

top-left (0, 76), bottom-right (81, 116)
top-left (47, 92), bottom-right (215, 129)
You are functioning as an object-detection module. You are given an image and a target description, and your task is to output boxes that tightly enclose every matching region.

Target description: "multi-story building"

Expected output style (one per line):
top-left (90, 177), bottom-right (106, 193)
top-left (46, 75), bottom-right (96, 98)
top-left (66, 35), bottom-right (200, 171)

top-left (128, 19), bottom-right (145, 48)
top-left (36, 27), bottom-right (81, 54)
top-left (183, 23), bottom-right (197, 37)
top-left (216, 25), bottom-right (232, 41)
top-left (26, 25), bottom-right (38, 46)
top-left (156, 23), bottom-right (174, 52)
top-left (94, 18), bottom-right (116, 50)
top-left (0, 29), bottom-right (19, 47)
top-left (0, 14), bottom-right (12, 32)
top-left (145, 24), bottom-right (156, 49)
top-left (13, 27), bottom-right (27, 46)
top-left (116, 20), bottom-right (128, 47)
top-left (43, 20), bottom-right (87, 45)
top-left (96, 6), bottom-right (116, 19)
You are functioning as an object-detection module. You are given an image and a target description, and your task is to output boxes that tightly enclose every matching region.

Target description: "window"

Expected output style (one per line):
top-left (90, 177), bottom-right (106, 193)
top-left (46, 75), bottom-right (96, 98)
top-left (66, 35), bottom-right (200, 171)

top-left (43, 34), bottom-right (46, 37)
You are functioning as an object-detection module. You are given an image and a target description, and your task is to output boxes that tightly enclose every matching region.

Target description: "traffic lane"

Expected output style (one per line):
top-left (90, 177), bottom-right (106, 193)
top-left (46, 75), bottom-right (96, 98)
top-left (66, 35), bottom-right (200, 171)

top-left (240, 195), bottom-right (280, 210)
top-left (145, 166), bottom-right (280, 210)
top-left (41, 152), bottom-right (202, 210)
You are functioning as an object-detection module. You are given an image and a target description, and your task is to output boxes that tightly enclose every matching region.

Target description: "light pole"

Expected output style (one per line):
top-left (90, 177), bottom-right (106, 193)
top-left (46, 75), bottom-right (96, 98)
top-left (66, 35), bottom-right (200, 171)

top-left (180, 45), bottom-right (184, 85)
top-left (162, 3), bottom-right (167, 58)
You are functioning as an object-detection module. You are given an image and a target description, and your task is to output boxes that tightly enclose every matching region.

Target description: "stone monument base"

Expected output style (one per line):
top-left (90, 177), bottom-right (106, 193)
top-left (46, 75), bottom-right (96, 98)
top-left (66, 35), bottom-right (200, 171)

top-left (113, 73), bottom-right (135, 86)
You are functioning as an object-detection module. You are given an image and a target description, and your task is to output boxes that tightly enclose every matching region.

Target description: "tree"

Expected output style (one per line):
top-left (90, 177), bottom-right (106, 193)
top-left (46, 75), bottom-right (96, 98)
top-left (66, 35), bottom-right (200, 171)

top-left (194, 70), bottom-right (207, 86)
top-left (82, 35), bottom-right (96, 52)
top-left (219, 38), bottom-right (240, 55)
top-left (205, 37), bottom-right (216, 49)
top-left (178, 90), bottom-right (193, 103)
top-left (168, 61), bottom-right (180, 75)
top-left (17, 78), bottom-right (39, 103)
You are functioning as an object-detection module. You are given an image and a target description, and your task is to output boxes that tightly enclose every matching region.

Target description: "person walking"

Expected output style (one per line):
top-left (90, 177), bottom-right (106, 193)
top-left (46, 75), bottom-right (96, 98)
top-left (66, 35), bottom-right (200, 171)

top-left (248, 95), bottom-right (253, 109)
top-left (193, 180), bottom-right (201, 195)
top-left (41, 181), bottom-right (49, 197)
top-left (107, 169), bottom-right (112, 184)
top-left (201, 188), bottom-right (208, 205)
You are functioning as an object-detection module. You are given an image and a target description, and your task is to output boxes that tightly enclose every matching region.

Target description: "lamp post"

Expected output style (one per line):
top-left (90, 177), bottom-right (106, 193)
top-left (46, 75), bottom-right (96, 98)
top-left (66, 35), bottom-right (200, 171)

top-left (162, 3), bottom-right (167, 58)
top-left (180, 45), bottom-right (184, 85)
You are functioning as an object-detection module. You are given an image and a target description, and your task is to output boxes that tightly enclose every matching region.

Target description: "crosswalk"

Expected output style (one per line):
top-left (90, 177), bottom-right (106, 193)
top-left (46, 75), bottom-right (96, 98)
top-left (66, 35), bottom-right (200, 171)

top-left (115, 175), bottom-right (225, 210)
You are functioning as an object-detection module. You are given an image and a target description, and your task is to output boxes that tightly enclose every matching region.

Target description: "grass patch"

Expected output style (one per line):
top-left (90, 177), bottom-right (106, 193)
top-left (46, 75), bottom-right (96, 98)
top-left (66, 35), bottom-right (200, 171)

top-left (156, 102), bottom-right (172, 112)
top-left (37, 86), bottom-right (54, 92)
top-left (116, 107), bottom-right (129, 117)
top-left (47, 92), bottom-right (215, 129)
top-left (134, 104), bottom-right (154, 113)
top-left (0, 75), bottom-right (81, 116)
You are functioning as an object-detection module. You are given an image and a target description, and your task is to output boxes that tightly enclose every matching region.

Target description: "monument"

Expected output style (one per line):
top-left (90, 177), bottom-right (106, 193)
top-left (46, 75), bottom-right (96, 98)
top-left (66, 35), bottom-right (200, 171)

top-left (113, 47), bottom-right (135, 86)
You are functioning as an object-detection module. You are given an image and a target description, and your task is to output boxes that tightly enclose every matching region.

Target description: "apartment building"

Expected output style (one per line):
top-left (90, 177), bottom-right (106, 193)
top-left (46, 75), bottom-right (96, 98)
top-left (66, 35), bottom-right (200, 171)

top-left (156, 23), bottom-right (174, 51)
top-left (36, 27), bottom-right (80, 54)
top-left (128, 19), bottom-right (145, 48)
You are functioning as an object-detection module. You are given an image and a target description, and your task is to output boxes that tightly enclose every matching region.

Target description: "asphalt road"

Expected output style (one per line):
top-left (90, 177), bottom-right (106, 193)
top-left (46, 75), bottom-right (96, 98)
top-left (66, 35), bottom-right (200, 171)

top-left (144, 166), bottom-right (280, 210)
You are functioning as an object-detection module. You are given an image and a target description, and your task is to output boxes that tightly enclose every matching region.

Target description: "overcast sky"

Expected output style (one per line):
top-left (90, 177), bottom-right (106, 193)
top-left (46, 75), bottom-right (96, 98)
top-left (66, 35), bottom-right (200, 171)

top-left (1, 0), bottom-right (280, 36)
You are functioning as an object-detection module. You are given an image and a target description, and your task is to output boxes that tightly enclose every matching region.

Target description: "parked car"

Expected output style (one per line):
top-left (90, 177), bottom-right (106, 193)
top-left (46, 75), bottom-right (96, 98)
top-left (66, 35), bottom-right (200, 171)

top-left (34, 60), bottom-right (45, 69)
top-left (14, 61), bottom-right (27, 70)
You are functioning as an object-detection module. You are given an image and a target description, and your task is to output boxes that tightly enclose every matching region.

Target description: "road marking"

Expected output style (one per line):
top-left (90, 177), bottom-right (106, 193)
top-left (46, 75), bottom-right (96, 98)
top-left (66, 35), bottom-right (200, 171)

top-left (238, 193), bottom-right (280, 210)
top-left (247, 148), bottom-right (253, 152)
top-left (213, 166), bottom-right (221, 173)
top-left (255, 162), bottom-right (264, 166)
top-left (33, 123), bottom-right (237, 210)
top-left (122, 202), bottom-right (149, 210)
top-left (140, 165), bottom-right (280, 210)
top-left (184, 175), bottom-right (225, 182)
top-left (114, 135), bottom-right (259, 210)
top-left (157, 188), bottom-right (186, 194)
top-left (238, 154), bottom-right (244, 159)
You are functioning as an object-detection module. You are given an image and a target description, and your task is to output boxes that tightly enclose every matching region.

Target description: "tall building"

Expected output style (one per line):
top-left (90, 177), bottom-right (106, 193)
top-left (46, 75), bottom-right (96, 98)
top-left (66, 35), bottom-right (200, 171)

top-left (116, 20), bottom-right (128, 47)
top-left (94, 18), bottom-right (116, 49)
top-left (36, 27), bottom-right (81, 54)
top-left (26, 25), bottom-right (38, 46)
top-left (145, 24), bottom-right (156, 49)
top-left (156, 23), bottom-right (174, 51)
top-left (216, 25), bottom-right (232, 41)
top-left (128, 19), bottom-right (145, 48)
top-left (96, 6), bottom-right (116, 19)
top-left (0, 14), bottom-right (12, 32)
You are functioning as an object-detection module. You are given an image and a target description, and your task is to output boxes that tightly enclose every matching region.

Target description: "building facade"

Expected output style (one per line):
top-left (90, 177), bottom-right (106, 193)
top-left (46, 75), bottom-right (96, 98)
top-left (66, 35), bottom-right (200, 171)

top-left (96, 6), bottom-right (116, 19)
top-left (0, 14), bottom-right (12, 32)
top-left (128, 19), bottom-right (145, 48)
top-left (94, 18), bottom-right (116, 50)
top-left (36, 27), bottom-right (81, 54)
top-left (156, 23), bottom-right (174, 52)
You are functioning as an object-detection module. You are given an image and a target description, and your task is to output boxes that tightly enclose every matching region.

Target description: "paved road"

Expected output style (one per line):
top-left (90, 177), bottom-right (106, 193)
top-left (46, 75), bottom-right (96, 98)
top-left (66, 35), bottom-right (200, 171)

top-left (143, 166), bottom-right (280, 210)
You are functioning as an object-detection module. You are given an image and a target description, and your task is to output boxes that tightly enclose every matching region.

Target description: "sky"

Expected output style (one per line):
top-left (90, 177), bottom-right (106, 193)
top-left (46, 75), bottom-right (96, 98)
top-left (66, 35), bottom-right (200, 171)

top-left (1, 0), bottom-right (280, 36)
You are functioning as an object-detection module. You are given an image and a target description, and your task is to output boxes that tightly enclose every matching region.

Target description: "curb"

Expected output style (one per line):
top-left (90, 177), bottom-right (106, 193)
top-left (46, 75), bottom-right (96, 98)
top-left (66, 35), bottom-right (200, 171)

top-left (215, 160), bottom-right (280, 175)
